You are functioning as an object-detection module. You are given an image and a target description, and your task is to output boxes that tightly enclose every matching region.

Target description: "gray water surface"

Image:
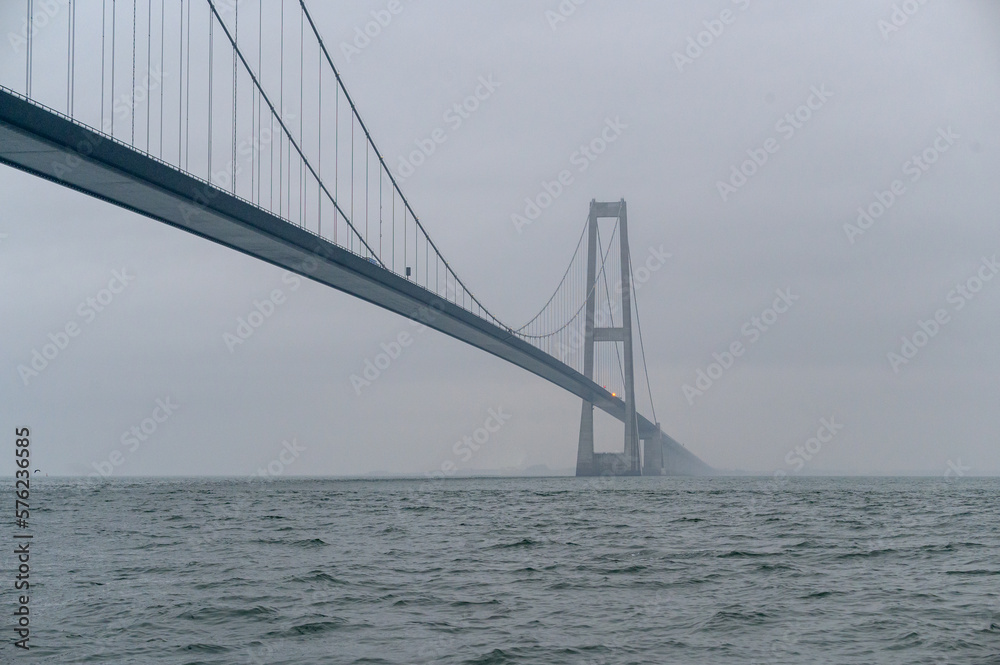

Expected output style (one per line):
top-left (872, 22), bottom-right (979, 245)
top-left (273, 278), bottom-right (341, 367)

top-left (16, 476), bottom-right (1000, 664)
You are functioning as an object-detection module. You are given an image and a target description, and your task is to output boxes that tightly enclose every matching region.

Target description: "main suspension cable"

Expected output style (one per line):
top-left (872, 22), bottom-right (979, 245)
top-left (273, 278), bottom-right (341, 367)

top-left (515, 217), bottom-right (619, 341)
top-left (629, 250), bottom-right (658, 425)
top-left (512, 213), bottom-right (589, 333)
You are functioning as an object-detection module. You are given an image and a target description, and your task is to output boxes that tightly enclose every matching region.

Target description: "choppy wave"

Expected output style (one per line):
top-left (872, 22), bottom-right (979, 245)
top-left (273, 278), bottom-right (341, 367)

top-left (26, 476), bottom-right (1000, 664)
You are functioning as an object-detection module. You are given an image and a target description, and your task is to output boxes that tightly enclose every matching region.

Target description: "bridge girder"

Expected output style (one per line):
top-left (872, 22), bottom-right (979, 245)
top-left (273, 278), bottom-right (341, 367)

top-left (0, 88), bottom-right (712, 476)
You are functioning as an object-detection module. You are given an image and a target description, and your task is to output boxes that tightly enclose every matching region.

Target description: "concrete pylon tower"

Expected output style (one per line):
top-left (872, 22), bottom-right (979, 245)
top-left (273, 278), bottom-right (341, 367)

top-left (576, 199), bottom-right (640, 476)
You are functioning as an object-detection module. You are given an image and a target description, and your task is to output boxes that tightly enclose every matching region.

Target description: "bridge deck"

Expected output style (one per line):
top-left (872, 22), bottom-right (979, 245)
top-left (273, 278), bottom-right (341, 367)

top-left (0, 88), bottom-right (711, 476)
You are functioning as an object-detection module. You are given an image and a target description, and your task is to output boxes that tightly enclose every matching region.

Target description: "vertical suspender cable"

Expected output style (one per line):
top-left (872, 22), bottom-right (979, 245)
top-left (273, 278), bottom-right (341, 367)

top-left (318, 47), bottom-right (322, 235)
top-left (233, 0), bottom-right (238, 194)
top-left (185, 0), bottom-right (191, 169)
top-left (160, 0), bottom-right (164, 156)
top-left (131, 0), bottom-right (136, 145)
top-left (26, 0), bottom-right (32, 97)
top-left (270, 3), bottom-right (276, 211)
top-left (66, 0), bottom-right (71, 113)
top-left (379, 157), bottom-right (383, 259)
top-left (350, 114), bottom-right (354, 252)
top-left (102, 0), bottom-right (107, 128)
top-left (177, 0), bottom-right (183, 164)
top-left (365, 144), bottom-right (369, 256)
top-left (268, 7), bottom-right (274, 209)
top-left (146, 0), bottom-right (151, 150)
top-left (299, 7), bottom-right (304, 226)
top-left (391, 183), bottom-right (395, 271)
top-left (70, 0), bottom-right (77, 115)
top-left (334, 75), bottom-right (338, 244)
top-left (111, 0), bottom-right (116, 137)
top-left (208, 9), bottom-right (213, 179)
top-left (255, 0), bottom-right (262, 204)
top-left (270, 4), bottom-right (275, 213)
top-left (279, 0), bottom-right (284, 218)
top-left (72, 0), bottom-right (77, 114)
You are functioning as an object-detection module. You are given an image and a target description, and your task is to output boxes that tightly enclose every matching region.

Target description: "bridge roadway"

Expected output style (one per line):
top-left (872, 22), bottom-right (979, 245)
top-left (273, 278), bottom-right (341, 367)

top-left (0, 88), bottom-right (711, 475)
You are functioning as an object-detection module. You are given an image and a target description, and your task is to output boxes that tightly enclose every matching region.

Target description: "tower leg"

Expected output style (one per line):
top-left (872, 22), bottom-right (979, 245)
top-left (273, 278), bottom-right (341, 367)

top-left (577, 401), bottom-right (595, 476)
top-left (617, 200), bottom-right (640, 475)
top-left (575, 202), bottom-right (600, 477)
top-left (642, 426), bottom-right (664, 475)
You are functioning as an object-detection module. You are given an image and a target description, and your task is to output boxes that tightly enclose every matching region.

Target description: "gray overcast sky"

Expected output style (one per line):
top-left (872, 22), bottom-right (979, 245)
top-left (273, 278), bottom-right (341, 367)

top-left (2, 0), bottom-right (999, 478)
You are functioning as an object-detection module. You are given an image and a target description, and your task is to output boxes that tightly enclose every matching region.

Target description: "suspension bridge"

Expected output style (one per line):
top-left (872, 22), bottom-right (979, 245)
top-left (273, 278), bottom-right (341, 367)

top-left (0, 0), bottom-right (711, 476)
